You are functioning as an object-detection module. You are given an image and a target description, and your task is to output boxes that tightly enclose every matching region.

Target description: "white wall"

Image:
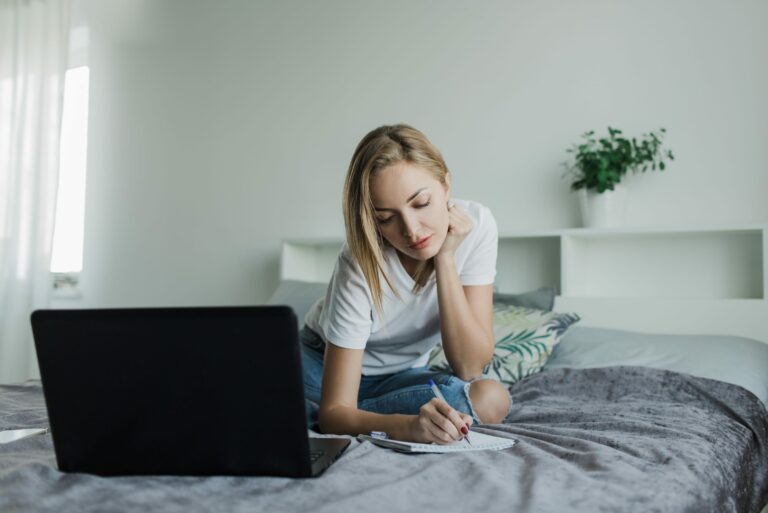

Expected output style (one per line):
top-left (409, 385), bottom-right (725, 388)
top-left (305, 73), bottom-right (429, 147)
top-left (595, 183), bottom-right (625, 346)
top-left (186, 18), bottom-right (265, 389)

top-left (65, 0), bottom-right (768, 309)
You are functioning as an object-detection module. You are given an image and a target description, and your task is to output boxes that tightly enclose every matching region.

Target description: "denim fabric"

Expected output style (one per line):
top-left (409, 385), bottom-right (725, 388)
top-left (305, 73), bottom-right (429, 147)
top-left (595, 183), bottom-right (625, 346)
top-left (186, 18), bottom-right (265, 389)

top-left (299, 324), bottom-right (488, 432)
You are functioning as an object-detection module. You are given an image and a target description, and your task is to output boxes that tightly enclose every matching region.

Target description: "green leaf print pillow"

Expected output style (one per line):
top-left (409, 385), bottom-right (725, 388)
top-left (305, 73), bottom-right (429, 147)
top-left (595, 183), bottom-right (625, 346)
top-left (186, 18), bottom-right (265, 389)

top-left (427, 303), bottom-right (581, 386)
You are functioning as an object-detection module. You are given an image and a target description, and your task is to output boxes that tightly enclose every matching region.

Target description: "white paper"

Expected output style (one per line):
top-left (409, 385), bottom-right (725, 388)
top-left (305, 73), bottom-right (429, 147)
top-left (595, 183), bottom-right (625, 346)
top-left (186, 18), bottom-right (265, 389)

top-left (0, 428), bottom-right (48, 444)
top-left (358, 430), bottom-right (516, 453)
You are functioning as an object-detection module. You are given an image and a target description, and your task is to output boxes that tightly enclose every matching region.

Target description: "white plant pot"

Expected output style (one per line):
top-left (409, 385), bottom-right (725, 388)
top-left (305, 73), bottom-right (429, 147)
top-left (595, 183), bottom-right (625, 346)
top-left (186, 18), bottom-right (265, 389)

top-left (577, 184), bottom-right (627, 228)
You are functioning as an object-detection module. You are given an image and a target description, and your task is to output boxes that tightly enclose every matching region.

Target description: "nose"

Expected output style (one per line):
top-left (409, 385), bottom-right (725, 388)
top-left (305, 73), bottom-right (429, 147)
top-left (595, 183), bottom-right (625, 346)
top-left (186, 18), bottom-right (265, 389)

top-left (400, 211), bottom-right (420, 239)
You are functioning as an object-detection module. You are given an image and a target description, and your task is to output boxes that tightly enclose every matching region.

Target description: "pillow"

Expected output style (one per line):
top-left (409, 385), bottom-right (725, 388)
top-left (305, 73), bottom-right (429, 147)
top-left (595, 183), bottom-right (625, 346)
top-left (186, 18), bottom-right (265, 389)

top-left (546, 326), bottom-right (768, 406)
top-left (267, 279), bottom-right (328, 328)
top-left (428, 303), bottom-right (581, 386)
top-left (493, 286), bottom-right (556, 312)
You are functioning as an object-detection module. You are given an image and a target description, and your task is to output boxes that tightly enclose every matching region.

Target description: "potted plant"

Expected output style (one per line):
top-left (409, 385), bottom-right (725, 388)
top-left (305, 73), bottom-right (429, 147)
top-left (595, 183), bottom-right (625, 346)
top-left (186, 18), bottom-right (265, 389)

top-left (561, 127), bottom-right (674, 228)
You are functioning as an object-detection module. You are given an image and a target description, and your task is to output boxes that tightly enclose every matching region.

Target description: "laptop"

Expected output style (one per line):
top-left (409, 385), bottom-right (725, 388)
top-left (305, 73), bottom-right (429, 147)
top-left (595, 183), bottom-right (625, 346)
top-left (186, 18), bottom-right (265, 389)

top-left (30, 305), bottom-right (349, 477)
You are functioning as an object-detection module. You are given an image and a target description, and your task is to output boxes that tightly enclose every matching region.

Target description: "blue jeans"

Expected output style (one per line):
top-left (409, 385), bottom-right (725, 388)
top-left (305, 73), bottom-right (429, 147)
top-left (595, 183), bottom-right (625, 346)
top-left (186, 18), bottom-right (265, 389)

top-left (299, 324), bottom-right (491, 432)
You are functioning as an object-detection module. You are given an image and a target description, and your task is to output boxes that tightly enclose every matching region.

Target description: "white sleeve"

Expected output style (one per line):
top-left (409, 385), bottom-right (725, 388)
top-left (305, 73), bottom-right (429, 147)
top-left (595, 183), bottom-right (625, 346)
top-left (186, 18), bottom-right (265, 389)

top-left (319, 249), bottom-right (373, 349)
top-left (459, 206), bottom-right (498, 286)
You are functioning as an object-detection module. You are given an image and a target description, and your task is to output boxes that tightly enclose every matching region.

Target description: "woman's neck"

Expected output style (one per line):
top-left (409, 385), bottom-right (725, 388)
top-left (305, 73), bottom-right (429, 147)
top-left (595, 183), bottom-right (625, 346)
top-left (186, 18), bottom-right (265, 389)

top-left (396, 251), bottom-right (420, 279)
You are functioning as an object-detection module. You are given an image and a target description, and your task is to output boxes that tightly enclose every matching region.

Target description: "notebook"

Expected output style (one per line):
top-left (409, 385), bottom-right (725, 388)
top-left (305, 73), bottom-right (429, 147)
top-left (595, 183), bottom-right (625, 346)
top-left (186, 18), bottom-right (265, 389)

top-left (357, 430), bottom-right (516, 453)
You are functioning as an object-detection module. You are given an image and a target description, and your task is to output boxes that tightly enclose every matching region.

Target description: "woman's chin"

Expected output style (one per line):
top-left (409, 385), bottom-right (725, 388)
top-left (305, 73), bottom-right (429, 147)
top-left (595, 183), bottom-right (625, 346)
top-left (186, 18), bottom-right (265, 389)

top-left (406, 247), bottom-right (439, 260)
top-left (394, 236), bottom-right (443, 260)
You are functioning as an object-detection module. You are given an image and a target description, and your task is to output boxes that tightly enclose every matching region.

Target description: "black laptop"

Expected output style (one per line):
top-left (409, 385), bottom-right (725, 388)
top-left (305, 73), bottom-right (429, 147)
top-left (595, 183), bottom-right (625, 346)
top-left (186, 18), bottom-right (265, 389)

top-left (30, 305), bottom-right (349, 477)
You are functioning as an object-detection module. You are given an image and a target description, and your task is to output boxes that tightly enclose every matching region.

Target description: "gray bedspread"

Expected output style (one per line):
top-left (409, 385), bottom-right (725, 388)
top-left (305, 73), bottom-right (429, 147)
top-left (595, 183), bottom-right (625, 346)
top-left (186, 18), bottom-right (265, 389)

top-left (1, 366), bottom-right (767, 513)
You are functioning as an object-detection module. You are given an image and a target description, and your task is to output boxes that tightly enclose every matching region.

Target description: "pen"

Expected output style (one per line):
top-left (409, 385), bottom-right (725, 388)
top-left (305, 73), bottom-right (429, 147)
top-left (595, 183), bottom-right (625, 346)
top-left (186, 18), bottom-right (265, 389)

top-left (428, 379), bottom-right (472, 446)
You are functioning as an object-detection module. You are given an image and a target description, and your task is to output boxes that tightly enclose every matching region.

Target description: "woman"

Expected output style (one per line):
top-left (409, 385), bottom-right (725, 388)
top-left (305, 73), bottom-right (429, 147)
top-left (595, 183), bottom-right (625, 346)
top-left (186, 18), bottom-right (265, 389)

top-left (301, 124), bottom-right (511, 444)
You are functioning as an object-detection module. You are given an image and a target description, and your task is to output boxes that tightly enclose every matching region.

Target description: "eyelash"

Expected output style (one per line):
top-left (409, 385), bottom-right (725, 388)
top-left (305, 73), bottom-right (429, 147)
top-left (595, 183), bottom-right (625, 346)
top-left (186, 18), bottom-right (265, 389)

top-left (378, 201), bottom-right (431, 225)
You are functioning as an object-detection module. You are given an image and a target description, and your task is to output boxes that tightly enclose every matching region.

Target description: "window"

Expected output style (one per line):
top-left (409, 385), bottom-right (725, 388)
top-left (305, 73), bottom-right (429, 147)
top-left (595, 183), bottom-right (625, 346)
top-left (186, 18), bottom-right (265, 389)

top-left (51, 24), bottom-right (89, 297)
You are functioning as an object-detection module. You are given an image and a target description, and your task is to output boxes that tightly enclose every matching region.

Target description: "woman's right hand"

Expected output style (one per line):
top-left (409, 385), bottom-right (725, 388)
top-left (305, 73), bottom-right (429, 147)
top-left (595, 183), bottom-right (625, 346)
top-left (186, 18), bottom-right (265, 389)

top-left (408, 398), bottom-right (474, 444)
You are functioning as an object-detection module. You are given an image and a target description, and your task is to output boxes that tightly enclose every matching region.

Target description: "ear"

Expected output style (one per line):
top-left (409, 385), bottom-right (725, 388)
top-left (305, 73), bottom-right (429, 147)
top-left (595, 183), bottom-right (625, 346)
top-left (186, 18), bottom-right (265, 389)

top-left (443, 171), bottom-right (451, 196)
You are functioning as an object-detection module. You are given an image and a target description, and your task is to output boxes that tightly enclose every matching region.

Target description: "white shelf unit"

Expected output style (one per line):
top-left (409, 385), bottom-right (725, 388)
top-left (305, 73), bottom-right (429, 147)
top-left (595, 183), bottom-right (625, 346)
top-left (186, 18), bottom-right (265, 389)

top-left (280, 224), bottom-right (768, 343)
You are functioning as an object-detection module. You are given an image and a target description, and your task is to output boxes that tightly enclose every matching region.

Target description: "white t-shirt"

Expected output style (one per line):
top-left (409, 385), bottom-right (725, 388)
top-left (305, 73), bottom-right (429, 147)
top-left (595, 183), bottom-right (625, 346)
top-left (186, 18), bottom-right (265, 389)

top-left (303, 198), bottom-right (498, 375)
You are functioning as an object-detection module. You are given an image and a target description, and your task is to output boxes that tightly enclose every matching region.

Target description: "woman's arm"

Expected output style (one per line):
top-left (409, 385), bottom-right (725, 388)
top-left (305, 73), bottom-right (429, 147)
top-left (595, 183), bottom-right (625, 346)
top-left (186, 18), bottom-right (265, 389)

top-left (317, 342), bottom-right (473, 442)
top-left (432, 204), bottom-right (495, 381)
top-left (434, 255), bottom-right (495, 381)
top-left (317, 343), bottom-right (413, 440)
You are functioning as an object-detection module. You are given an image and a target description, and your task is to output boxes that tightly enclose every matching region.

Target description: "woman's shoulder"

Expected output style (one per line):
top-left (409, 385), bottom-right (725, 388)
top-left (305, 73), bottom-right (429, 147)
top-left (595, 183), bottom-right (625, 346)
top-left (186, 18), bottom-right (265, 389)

top-left (337, 241), bottom-right (372, 278)
top-left (337, 241), bottom-right (358, 269)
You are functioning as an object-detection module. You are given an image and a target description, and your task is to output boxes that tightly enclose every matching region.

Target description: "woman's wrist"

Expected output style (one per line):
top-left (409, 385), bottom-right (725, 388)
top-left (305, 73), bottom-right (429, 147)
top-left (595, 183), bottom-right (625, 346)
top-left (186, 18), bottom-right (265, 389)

top-left (389, 414), bottom-right (418, 441)
top-left (433, 252), bottom-right (455, 268)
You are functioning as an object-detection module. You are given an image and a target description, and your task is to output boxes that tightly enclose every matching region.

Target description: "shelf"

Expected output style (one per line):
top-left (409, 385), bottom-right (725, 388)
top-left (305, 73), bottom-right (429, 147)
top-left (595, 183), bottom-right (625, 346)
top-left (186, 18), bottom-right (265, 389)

top-left (498, 223), bottom-right (768, 238)
top-left (280, 240), bottom-right (343, 283)
top-left (279, 225), bottom-right (768, 342)
top-left (280, 226), bottom-right (766, 300)
top-left (496, 236), bottom-right (561, 295)
top-left (561, 229), bottom-right (764, 299)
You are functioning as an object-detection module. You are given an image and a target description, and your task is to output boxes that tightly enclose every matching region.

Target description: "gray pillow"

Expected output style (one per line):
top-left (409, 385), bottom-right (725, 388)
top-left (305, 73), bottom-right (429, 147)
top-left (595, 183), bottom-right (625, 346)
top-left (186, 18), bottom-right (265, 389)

top-left (546, 325), bottom-right (768, 406)
top-left (493, 286), bottom-right (555, 312)
top-left (266, 280), bottom-right (328, 328)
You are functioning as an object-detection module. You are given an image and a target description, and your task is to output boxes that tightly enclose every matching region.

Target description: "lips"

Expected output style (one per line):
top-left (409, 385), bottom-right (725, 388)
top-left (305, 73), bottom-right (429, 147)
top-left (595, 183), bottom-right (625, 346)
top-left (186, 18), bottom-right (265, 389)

top-left (409, 235), bottom-right (432, 249)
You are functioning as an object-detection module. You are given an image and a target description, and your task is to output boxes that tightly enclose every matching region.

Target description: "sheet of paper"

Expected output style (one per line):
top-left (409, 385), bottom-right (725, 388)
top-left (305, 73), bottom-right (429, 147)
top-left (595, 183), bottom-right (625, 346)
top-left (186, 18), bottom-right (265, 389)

top-left (0, 428), bottom-right (48, 444)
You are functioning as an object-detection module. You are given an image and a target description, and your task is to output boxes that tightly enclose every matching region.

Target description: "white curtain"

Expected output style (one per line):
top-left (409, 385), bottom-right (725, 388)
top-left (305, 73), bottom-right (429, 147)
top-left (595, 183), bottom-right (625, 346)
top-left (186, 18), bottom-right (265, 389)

top-left (0, 0), bottom-right (71, 384)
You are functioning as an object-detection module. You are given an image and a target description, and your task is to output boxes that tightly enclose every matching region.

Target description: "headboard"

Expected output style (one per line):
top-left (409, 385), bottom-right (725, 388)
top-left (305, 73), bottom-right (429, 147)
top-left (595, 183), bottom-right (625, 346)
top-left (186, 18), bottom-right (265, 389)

top-left (280, 224), bottom-right (768, 344)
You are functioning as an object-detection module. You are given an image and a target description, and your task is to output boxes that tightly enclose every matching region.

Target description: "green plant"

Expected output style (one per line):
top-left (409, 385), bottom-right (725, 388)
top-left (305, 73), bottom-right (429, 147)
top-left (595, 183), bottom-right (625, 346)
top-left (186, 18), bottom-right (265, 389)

top-left (561, 127), bottom-right (674, 193)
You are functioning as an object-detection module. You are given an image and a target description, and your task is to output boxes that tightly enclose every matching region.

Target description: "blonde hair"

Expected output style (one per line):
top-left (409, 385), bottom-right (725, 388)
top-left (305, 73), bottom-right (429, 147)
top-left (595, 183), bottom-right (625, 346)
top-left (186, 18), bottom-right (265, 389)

top-left (342, 124), bottom-right (450, 324)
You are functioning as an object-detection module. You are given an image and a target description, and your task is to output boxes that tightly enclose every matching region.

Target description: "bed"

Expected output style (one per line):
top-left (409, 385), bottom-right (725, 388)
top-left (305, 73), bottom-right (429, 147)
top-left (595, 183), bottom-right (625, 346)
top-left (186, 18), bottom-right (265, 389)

top-left (1, 280), bottom-right (767, 513)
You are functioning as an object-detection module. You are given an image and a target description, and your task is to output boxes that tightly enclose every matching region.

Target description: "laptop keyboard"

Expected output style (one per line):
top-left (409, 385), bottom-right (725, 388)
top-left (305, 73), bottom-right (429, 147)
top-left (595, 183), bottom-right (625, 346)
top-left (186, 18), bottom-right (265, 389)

top-left (309, 449), bottom-right (325, 463)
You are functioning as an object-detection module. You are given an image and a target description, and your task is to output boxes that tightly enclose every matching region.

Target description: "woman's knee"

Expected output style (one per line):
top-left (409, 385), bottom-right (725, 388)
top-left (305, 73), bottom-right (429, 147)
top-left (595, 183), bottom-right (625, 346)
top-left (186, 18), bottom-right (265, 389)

top-left (468, 379), bottom-right (510, 424)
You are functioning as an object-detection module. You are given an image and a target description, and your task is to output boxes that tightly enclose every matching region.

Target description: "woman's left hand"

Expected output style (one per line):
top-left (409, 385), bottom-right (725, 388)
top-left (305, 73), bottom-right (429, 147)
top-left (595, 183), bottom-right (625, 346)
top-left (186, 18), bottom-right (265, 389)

top-left (435, 202), bottom-right (474, 259)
